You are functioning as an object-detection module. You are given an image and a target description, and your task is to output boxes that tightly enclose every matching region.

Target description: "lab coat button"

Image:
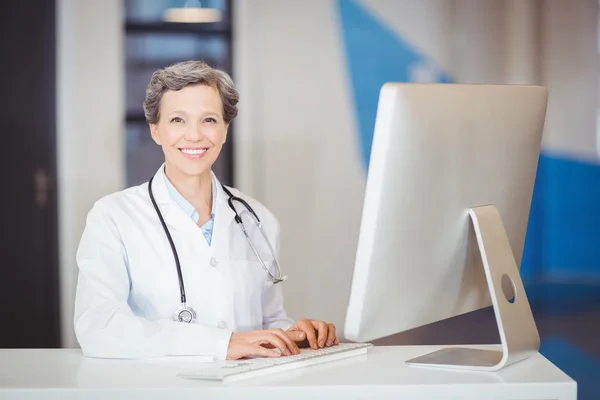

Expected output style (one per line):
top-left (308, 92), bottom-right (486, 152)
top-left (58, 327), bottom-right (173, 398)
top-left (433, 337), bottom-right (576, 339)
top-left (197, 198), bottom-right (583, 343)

top-left (210, 257), bottom-right (218, 267)
top-left (218, 321), bottom-right (227, 329)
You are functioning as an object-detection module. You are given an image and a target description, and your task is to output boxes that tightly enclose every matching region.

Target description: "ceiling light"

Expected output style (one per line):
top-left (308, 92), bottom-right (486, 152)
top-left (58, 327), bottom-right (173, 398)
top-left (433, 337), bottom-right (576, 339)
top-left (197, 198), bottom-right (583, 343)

top-left (163, 0), bottom-right (222, 23)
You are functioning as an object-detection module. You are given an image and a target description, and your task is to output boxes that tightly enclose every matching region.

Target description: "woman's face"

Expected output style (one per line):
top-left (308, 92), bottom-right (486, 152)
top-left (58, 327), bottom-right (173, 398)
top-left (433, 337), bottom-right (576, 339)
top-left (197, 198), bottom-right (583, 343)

top-left (150, 84), bottom-right (228, 179)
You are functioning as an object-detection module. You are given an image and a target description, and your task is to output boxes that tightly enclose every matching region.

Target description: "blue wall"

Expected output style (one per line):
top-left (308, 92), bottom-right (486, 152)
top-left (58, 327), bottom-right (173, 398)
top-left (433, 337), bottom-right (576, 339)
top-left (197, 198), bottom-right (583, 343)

top-left (336, 0), bottom-right (452, 168)
top-left (522, 154), bottom-right (600, 282)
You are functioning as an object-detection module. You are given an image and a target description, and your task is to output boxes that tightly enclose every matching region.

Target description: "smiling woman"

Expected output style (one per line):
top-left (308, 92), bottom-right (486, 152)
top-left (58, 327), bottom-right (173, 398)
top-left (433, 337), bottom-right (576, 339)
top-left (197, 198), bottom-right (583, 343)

top-left (143, 62), bottom-right (237, 223)
top-left (73, 60), bottom-right (339, 361)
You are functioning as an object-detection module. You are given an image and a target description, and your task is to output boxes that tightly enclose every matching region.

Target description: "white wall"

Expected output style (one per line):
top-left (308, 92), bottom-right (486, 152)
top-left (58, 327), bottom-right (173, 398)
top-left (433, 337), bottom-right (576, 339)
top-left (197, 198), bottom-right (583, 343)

top-left (541, 0), bottom-right (598, 160)
top-left (504, 0), bottom-right (541, 85)
top-left (448, 0), bottom-right (507, 83)
top-left (57, 0), bottom-right (125, 348)
top-left (233, 0), bottom-right (599, 337)
top-left (234, 0), bottom-right (368, 332)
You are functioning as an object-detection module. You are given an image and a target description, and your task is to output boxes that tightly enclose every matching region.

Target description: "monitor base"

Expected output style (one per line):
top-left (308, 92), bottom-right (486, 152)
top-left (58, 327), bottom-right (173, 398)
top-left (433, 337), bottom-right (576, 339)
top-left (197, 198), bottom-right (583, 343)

top-left (406, 205), bottom-right (540, 372)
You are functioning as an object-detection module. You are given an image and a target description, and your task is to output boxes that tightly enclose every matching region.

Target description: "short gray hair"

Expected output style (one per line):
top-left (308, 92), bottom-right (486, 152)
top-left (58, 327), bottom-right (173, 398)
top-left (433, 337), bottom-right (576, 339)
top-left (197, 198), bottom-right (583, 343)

top-left (143, 60), bottom-right (239, 124)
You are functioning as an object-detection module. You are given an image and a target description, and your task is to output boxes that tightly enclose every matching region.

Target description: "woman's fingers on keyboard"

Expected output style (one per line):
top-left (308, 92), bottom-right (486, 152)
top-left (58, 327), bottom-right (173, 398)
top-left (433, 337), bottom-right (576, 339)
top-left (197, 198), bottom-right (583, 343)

top-left (285, 318), bottom-right (338, 350)
top-left (252, 344), bottom-right (281, 358)
top-left (261, 333), bottom-right (291, 356)
top-left (297, 319), bottom-right (318, 349)
top-left (270, 328), bottom-right (300, 355)
top-left (227, 332), bottom-right (283, 359)
top-left (312, 320), bottom-right (328, 348)
top-left (326, 323), bottom-right (337, 346)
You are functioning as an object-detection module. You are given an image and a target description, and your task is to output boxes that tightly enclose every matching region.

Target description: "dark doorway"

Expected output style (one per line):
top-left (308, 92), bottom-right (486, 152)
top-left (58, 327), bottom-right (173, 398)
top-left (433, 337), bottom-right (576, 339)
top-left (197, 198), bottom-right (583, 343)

top-left (0, 1), bottom-right (61, 347)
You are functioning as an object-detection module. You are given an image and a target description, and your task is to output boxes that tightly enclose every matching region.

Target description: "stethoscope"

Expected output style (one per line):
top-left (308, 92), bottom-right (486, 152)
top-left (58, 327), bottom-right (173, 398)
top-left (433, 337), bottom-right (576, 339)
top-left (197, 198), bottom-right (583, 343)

top-left (148, 176), bottom-right (286, 324)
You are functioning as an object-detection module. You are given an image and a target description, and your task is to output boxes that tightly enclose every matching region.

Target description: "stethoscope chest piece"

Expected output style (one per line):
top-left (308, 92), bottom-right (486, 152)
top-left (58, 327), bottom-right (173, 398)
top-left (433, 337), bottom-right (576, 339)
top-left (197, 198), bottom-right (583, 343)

top-left (148, 173), bottom-right (285, 325)
top-left (173, 303), bottom-right (196, 323)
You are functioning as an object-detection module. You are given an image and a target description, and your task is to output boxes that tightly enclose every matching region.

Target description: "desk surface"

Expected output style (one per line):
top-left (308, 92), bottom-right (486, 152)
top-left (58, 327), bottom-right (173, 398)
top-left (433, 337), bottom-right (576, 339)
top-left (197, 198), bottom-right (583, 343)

top-left (0, 345), bottom-right (576, 400)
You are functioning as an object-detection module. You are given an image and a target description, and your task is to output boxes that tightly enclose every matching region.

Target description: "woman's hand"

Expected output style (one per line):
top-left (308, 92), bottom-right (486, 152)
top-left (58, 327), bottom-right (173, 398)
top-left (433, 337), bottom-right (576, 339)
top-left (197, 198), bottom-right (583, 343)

top-left (286, 318), bottom-right (339, 350)
top-left (226, 329), bottom-right (300, 360)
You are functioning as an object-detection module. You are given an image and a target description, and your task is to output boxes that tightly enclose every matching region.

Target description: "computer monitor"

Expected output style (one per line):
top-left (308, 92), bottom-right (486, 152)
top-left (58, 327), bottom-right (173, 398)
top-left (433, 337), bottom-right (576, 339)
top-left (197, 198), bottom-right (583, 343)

top-left (343, 83), bottom-right (548, 372)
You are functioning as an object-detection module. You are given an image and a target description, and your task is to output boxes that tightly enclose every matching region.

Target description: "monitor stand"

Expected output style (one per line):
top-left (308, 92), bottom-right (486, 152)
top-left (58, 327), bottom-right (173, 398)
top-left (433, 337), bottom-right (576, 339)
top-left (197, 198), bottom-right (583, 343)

top-left (405, 205), bottom-right (540, 372)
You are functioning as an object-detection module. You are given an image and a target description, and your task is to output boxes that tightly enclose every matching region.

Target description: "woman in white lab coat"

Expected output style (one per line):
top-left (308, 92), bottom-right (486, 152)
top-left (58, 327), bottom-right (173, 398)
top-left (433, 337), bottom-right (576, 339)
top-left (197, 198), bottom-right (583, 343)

top-left (74, 60), bottom-right (338, 361)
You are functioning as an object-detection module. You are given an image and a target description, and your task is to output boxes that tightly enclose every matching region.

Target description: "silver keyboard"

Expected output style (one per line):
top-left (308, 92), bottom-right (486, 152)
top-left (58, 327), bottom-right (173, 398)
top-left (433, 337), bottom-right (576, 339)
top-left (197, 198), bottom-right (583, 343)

top-left (177, 342), bottom-right (373, 383)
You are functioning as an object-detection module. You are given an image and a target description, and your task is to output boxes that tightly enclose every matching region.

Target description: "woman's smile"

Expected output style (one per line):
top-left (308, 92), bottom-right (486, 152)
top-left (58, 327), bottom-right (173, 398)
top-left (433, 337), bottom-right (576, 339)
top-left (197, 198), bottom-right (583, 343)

top-left (179, 147), bottom-right (208, 160)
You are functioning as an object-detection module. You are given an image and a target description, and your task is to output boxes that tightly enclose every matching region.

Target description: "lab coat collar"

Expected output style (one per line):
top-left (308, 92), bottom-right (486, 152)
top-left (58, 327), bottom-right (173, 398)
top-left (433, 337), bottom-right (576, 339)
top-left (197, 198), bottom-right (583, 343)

top-left (149, 164), bottom-right (236, 235)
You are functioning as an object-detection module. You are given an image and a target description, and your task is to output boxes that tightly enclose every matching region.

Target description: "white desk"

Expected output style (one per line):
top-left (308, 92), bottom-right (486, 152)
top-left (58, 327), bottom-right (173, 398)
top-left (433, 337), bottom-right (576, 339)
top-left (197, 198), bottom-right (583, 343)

top-left (0, 345), bottom-right (576, 399)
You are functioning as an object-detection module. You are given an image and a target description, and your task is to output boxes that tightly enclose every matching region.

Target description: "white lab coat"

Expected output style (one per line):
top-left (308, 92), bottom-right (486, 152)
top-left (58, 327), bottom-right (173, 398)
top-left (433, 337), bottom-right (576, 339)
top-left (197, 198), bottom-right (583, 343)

top-left (73, 164), bottom-right (294, 360)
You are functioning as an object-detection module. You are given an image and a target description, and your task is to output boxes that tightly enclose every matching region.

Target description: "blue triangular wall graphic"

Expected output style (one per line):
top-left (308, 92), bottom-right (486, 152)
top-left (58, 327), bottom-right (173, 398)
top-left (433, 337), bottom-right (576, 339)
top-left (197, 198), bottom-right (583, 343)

top-left (336, 0), bottom-right (453, 168)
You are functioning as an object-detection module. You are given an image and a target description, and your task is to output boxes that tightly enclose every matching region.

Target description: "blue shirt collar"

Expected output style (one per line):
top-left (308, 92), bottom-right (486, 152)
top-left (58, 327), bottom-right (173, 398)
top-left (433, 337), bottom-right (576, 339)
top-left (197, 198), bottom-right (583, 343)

top-left (163, 167), bottom-right (217, 224)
